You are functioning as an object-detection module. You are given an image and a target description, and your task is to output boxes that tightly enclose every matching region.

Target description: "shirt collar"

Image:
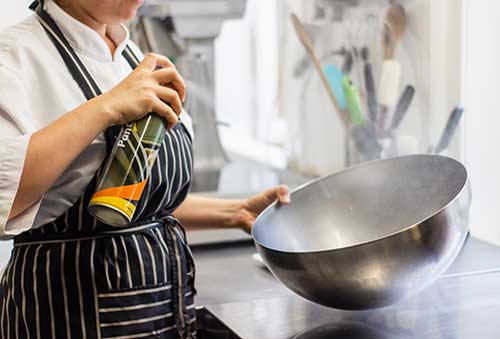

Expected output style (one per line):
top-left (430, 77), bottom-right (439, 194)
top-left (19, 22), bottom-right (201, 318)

top-left (44, 0), bottom-right (130, 62)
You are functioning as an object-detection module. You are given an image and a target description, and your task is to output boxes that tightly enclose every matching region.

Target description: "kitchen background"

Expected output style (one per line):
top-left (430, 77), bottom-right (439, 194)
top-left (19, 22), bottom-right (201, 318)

top-left (0, 0), bottom-right (497, 269)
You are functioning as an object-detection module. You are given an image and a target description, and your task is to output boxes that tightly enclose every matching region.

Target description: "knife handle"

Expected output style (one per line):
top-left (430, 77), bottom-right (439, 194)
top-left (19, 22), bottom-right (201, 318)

top-left (378, 59), bottom-right (401, 107)
top-left (390, 85), bottom-right (415, 130)
top-left (364, 63), bottom-right (378, 123)
top-left (435, 106), bottom-right (464, 154)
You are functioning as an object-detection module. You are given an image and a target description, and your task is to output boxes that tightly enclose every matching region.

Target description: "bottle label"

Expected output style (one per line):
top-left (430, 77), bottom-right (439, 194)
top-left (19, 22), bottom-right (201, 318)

top-left (88, 115), bottom-right (166, 226)
top-left (117, 122), bottom-right (134, 148)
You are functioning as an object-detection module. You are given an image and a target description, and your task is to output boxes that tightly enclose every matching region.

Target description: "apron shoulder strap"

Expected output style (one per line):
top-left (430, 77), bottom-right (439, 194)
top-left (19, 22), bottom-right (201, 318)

top-left (122, 45), bottom-right (141, 69)
top-left (30, 0), bottom-right (101, 100)
top-left (30, 0), bottom-right (141, 98)
top-left (29, 0), bottom-right (142, 148)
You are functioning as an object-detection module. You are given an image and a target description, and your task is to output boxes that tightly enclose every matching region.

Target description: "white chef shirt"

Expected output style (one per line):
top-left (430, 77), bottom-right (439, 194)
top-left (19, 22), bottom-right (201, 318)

top-left (0, 0), bottom-right (193, 238)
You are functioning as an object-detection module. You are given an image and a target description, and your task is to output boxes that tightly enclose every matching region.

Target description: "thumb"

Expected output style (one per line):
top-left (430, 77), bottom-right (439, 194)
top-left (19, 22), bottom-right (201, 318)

top-left (268, 185), bottom-right (291, 205)
top-left (248, 185), bottom-right (290, 214)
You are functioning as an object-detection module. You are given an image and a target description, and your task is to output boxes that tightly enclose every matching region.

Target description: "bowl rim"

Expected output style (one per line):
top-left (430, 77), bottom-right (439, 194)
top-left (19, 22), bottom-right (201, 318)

top-left (252, 154), bottom-right (469, 254)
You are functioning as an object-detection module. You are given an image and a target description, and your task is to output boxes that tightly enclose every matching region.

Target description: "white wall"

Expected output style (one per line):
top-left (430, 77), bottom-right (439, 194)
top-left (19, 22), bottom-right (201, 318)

top-left (215, 0), bottom-right (285, 165)
top-left (464, 0), bottom-right (500, 245)
top-left (0, 2), bottom-right (31, 269)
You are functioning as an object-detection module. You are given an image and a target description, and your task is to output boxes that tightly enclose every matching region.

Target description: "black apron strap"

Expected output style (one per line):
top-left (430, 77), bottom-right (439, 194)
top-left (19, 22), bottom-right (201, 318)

top-left (29, 0), bottom-right (142, 148)
top-left (122, 45), bottom-right (141, 69)
top-left (30, 0), bottom-right (102, 100)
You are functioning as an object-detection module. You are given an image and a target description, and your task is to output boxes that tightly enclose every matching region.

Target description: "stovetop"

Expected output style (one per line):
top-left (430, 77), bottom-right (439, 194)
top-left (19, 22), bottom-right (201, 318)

top-left (193, 236), bottom-right (500, 339)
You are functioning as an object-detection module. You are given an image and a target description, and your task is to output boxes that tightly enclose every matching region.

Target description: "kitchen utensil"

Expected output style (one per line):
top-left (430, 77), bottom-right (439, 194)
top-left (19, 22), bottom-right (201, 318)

top-left (323, 64), bottom-right (347, 111)
top-left (293, 25), bottom-right (321, 77)
top-left (341, 51), bottom-right (354, 75)
top-left (350, 123), bottom-right (382, 161)
top-left (390, 85), bottom-right (415, 130)
top-left (296, 49), bottom-right (348, 79)
top-left (378, 59), bottom-right (402, 133)
top-left (291, 13), bottom-right (383, 161)
top-left (378, 3), bottom-right (407, 134)
top-left (383, 4), bottom-right (407, 60)
top-left (361, 47), bottom-right (378, 123)
top-left (253, 154), bottom-right (470, 310)
top-left (435, 106), bottom-right (464, 154)
top-left (343, 77), bottom-right (365, 125)
top-left (290, 13), bottom-right (349, 127)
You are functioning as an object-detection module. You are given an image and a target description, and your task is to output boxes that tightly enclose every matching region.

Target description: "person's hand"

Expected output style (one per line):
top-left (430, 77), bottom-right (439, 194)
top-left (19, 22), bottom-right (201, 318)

top-left (236, 185), bottom-right (290, 234)
top-left (95, 53), bottom-right (186, 128)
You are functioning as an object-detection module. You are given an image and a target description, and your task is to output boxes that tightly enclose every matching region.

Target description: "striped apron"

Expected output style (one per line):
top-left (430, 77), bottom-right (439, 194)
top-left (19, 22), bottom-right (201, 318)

top-left (0, 1), bottom-right (197, 338)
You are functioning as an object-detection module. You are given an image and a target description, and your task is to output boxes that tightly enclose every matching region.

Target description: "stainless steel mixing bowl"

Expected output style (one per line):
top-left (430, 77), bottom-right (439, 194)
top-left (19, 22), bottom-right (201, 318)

top-left (252, 155), bottom-right (471, 310)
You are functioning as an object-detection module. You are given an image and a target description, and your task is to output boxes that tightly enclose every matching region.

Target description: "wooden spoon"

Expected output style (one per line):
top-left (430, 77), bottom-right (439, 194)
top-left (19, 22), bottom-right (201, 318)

top-left (383, 4), bottom-right (407, 59)
top-left (378, 3), bottom-right (406, 134)
top-left (290, 13), bottom-right (351, 128)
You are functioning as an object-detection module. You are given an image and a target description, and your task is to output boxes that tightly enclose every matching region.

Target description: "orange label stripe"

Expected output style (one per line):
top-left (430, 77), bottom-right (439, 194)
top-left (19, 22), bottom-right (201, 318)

top-left (91, 179), bottom-right (148, 201)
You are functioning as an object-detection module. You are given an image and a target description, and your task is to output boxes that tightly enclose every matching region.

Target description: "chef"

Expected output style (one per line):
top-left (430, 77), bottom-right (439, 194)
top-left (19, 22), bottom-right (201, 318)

top-left (0, 0), bottom-right (290, 338)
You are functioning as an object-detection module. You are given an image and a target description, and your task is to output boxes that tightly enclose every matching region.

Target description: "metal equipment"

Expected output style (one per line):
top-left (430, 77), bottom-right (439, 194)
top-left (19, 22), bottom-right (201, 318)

top-left (130, 0), bottom-right (247, 192)
top-left (252, 154), bottom-right (471, 309)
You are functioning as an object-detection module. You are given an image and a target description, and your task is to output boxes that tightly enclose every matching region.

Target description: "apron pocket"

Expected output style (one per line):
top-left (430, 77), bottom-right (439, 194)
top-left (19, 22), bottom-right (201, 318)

top-left (97, 282), bottom-right (176, 338)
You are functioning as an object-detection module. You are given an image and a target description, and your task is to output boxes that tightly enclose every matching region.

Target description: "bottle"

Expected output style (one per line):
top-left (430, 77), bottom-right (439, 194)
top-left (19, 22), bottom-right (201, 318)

top-left (88, 114), bottom-right (167, 227)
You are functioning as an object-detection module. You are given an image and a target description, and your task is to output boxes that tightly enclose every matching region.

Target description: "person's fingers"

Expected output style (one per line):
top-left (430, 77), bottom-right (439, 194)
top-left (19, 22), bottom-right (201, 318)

top-left (256, 185), bottom-right (290, 208)
top-left (152, 97), bottom-right (178, 128)
top-left (155, 85), bottom-right (183, 116)
top-left (149, 53), bottom-right (176, 69)
top-left (153, 68), bottom-right (186, 102)
top-left (276, 185), bottom-right (291, 204)
top-left (138, 53), bottom-right (158, 71)
top-left (138, 54), bottom-right (186, 102)
top-left (268, 185), bottom-right (290, 204)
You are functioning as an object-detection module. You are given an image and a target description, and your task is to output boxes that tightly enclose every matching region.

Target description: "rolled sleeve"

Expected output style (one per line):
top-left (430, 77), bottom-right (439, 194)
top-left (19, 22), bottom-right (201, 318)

top-left (0, 65), bottom-right (40, 239)
top-left (0, 134), bottom-right (42, 238)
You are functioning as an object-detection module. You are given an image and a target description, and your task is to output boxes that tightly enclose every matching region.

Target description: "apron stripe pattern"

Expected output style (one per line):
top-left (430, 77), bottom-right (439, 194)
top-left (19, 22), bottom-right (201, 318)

top-left (2, 220), bottom-right (197, 339)
top-left (0, 1), bottom-right (197, 338)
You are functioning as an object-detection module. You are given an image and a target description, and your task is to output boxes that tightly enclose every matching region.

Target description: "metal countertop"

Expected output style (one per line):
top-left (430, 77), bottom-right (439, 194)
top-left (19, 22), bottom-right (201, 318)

top-left (192, 236), bottom-right (500, 338)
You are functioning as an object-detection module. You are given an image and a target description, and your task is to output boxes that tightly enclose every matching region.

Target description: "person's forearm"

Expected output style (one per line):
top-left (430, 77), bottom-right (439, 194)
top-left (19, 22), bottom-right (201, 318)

top-left (8, 53), bottom-right (188, 221)
top-left (172, 195), bottom-right (245, 231)
top-left (8, 98), bottom-right (112, 220)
